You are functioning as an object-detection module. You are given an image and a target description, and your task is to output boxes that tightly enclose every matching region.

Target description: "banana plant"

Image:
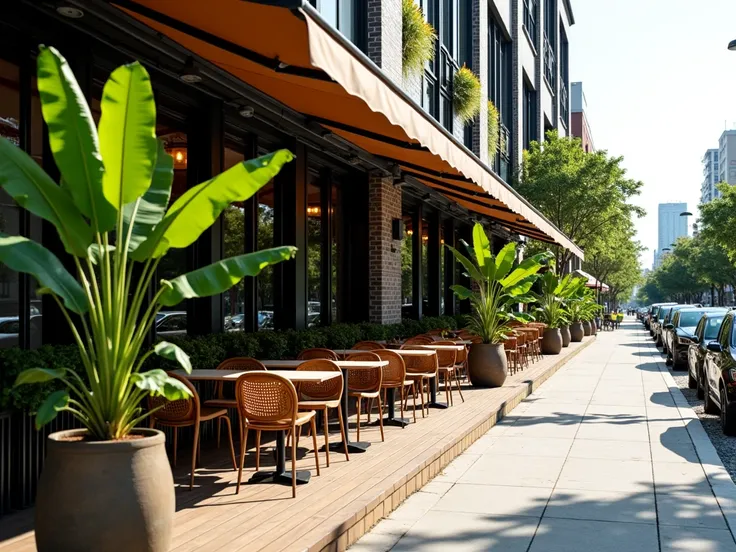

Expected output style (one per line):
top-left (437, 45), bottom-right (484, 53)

top-left (567, 286), bottom-right (601, 323)
top-left (446, 222), bottom-right (552, 344)
top-left (4, 47), bottom-right (296, 439)
top-left (534, 272), bottom-right (587, 328)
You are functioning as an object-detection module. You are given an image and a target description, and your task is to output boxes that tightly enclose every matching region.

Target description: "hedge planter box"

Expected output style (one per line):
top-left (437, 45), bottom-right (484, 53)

top-left (467, 343), bottom-right (507, 387)
top-left (561, 326), bottom-right (571, 348)
top-left (570, 322), bottom-right (585, 342)
top-left (35, 428), bottom-right (174, 552)
top-left (542, 328), bottom-right (563, 355)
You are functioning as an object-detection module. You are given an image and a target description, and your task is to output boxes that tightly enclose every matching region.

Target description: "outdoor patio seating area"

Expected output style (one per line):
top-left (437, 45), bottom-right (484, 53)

top-left (0, 333), bottom-right (595, 552)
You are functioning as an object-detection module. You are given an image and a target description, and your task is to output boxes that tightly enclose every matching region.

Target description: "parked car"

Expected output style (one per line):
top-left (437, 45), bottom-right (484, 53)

top-left (701, 310), bottom-right (736, 434)
top-left (155, 311), bottom-right (187, 338)
top-left (688, 310), bottom-right (729, 398)
top-left (659, 304), bottom-right (702, 353)
top-left (664, 307), bottom-right (727, 368)
top-left (0, 315), bottom-right (43, 347)
top-left (258, 310), bottom-right (273, 330)
top-left (648, 302), bottom-right (676, 335)
top-left (653, 304), bottom-right (683, 347)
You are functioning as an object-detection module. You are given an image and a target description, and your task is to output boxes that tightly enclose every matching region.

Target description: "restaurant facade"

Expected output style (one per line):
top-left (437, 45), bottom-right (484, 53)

top-left (0, 0), bottom-right (582, 351)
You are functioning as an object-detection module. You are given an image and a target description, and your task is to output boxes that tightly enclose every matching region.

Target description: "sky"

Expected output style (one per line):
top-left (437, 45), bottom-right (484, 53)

top-left (567, 0), bottom-right (736, 270)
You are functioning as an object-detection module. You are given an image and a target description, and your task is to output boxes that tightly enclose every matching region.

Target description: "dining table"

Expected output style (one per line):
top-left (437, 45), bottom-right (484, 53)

top-left (260, 359), bottom-right (389, 454)
top-left (173, 368), bottom-right (341, 486)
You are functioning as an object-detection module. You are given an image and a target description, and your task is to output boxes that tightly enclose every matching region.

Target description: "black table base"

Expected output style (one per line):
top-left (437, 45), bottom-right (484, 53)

top-left (328, 440), bottom-right (371, 453)
top-left (371, 387), bottom-right (411, 428)
top-left (249, 469), bottom-right (312, 485)
top-left (428, 375), bottom-right (448, 409)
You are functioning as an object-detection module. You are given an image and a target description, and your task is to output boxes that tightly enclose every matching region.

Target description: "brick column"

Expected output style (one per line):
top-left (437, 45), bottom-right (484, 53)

top-left (368, 172), bottom-right (402, 324)
top-left (472, 0), bottom-right (489, 162)
top-left (367, 0), bottom-right (403, 84)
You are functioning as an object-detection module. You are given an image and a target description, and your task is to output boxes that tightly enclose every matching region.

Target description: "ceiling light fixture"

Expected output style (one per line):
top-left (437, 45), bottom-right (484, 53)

top-left (239, 105), bottom-right (255, 118)
top-left (178, 58), bottom-right (202, 84)
top-left (56, 5), bottom-right (84, 18)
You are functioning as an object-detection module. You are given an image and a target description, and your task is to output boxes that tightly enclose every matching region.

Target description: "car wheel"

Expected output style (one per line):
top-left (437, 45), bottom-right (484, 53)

top-left (696, 369), bottom-right (705, 400)
top-left (704, 378), bottom-right (719, 414)
top-left (665, 353), bottom-right (673, 366)
top-left (649, 330), bottom-right (654, 336)
top-left (721, 386), bottom-right (736, 436)
top-left (688, 369), bottom-right (697, 389)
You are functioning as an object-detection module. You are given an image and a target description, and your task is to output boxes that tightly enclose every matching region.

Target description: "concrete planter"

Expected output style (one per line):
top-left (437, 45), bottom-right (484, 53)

top-left (582, 320), bottom-right (592, 336)
top-left (570, 322), bottom-right (585, 342)
top-left (35, 428), bottom-right (174, 552)
top-left (542, 328), bottom-right (563, 355)
top-left (561, 326), bottom-right (571, 347)
top-left (467, 343), bottom-right (508, 387)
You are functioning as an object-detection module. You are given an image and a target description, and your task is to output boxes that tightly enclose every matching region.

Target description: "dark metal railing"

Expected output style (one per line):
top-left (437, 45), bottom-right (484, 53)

top-left (560, 81), bottom-right (569, 125)
top-left (523, 0), bottom-right (537, 46)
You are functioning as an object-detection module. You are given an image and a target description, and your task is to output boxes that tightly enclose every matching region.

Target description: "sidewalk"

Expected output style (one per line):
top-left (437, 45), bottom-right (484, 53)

top-left (352, 320), bottom-right (736, 552)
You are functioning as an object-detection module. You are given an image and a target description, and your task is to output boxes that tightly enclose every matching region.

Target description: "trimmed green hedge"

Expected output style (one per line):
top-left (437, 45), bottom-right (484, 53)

top-left (1, 315), bottom-right (462, 413)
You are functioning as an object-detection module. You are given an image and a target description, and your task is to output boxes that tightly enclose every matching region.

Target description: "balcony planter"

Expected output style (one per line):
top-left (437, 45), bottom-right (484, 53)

top-left (35, 428), bottom-right (174, 552)
top-left (570, 322), bottom-right (584, 342)
top-left (453, 66), bottom-right (481, 123)
top-left (402, 0), bottom-right (436, 76)
top-left (467, 343), bottom-right (507, 387)
top-left (583, 320), bottom-right (592, 336)
top-left (560, 325), bottom-right (571, 347)
top-left (542, 328), bottom-right (563, 355)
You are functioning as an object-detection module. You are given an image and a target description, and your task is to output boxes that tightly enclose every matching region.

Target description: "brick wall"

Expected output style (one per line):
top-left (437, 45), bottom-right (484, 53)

top-left (367, 0), bottom-right (403, 84)
top-left (471, 0), bottom-right (489, 162)
top-left (368, 172), bottom-right (402, 324)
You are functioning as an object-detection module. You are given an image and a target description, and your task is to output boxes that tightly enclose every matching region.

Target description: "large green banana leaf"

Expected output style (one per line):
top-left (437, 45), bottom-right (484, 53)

top-left (99, 61), bottom-right (158, 211)
top-left (122, 141), bottom-right (173, 253)
top-left (0, 234), bottom-right (88, 314)
top-left (132, 149), bottom-right (294, 261)
top-left (37, 46), bottom-right (116, 233)
top-left (0, 140), bottom-right (91, 257)
top-left (159, 247), bottom-right (296, 307)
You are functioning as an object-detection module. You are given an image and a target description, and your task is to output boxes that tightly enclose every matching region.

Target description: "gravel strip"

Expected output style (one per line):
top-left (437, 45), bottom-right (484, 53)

top-left (667, 361), bottom-right (736, 483)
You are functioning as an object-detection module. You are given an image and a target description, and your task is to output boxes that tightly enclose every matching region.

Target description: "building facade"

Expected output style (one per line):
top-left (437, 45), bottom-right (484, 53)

top-left (718, 130), bottom-right (736, 186)
top-left (570, 81), bottom-right (594, 152)
top-left (0, 0), bottom-right (580, 352)
top-left (701, 148), bottom-right (720, 205)
top-left (653, 202), bottom-right (687, 269)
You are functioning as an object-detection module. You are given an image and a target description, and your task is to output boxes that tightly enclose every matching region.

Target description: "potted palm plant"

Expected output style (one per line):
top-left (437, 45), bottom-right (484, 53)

top-left (567, 287), bottom-right (596, 342)
top-left (3, 47), bottom-right (296, 552)
top-left (446, 223), bottom-right (550, 387)
top-left (534, 272), bottom-right (583, 354)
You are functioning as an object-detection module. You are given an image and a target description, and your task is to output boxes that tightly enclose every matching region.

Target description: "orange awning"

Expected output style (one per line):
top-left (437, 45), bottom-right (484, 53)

top-left (114, 0), bottom-right (583, 258)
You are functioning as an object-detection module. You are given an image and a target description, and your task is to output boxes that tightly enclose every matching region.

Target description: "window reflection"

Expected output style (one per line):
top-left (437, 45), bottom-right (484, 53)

top-left (421, 217), bottom-right (429, 314)
top-left (331, 183), bottom-right (340, 322)
top-left (0, 58), bottom-right (21, 347)
top-left (223, 144), bottom-right (245, 331)
top-left (257, 180), bottom-right (275, 329)
top-left (401, 215), bottom-right (413, 317)
top-left (307, 174), bottom-right (321, 327)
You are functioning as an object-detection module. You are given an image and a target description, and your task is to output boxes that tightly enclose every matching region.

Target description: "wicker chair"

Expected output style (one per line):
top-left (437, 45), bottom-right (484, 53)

top-left (235, 372), bottom-right (320, 498)
top-left (504, 336), bottom-right (520, 374)
top-left (203, 357), bottom-right (267, 448)
top-left (148, 372), bottom-right (236, 491)
top-left (516, 328), bottom-right (539, 363)
top-left (373, 349), bottom-right (417, 424)
top-left (433, 341), bottom-right (464, 405)
top-left (454, 343), bottom-right (469, 381)
top-left (402, 350), bottom-right (438, 417)
top-left (514, 331), bottom-right (529, 370)
top-left (295, 359), bottom-right (350, 467)
top-left (345, 352), bottom-right (385, 442)
top-left (403, 336), bottom-right (433, 347)
top-left (297, 348), bottom-right (339, 361)
top-left (352, 341), bottom-right (386, 350)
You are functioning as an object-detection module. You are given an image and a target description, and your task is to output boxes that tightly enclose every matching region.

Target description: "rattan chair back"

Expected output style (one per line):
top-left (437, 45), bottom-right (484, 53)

top-left (148, 372), bottom-right (198, 423)
top-left (405, 350), bottom-right (439, 376)
top-left (296, 359), bottom-right (342, 401)
top-left (373, 349), bottom-right (406, 386)
top-left (352, 340), bottom-right (386, 350)
top-left (402, 336), bottom-right (433, 347)
top-left (504, 336), bottom-right (518, 350)
top-left (297, 348), bottom-right (338, 361)
top-left (236, 372), bottom-right (298, 424)
top-left (212, 357), bottom-right (267, 400)
top-left (455, 343), bottom-right (468, 364)
top-left (345, 352), bottom-right (382, 393)
top-left (432, 341), bottom-right (458, 368)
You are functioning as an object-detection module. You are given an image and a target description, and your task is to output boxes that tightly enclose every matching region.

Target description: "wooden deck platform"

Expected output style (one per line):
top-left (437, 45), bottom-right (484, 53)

top-left (0, 337), bottom-right (595, 552)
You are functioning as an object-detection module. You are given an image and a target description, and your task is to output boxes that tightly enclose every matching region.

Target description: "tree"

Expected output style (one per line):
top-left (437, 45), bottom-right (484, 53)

top-left (700, 183), bottom-right (736, 262)
top-left (516, 131), bottom-right (644, 271)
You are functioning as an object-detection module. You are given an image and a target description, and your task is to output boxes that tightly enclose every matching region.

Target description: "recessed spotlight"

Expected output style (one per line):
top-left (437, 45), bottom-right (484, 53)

top-left (239, 105), bottom-right (255, 118)
top-left (56, 5), bottom-right (84, 18)
top-left (178, 58), bottom-right (202, 84)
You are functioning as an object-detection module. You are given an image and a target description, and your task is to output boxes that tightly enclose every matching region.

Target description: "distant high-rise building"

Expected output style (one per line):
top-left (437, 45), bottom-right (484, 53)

top-left (653, 203), bottom-right (688, 269)
top-left (701, 148), bottom-right (720, 205)
top-left (570, 82), bottom-right (594, 152)
top-left (718, 130), bottom-right (736, 185)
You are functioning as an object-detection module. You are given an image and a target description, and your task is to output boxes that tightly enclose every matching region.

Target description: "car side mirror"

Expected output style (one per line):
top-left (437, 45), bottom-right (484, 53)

top-left (707, 342), bottom-right (723, 353)
top-left (691, 336), bottom-right (700, 344)
top-left (664, 323), bottom-right (674, 330)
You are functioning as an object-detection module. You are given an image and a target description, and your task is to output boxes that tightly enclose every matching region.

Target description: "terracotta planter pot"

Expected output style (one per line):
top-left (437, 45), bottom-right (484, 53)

top-left (582, 320), bottom-right (592, 336)
top-left (591, 320), bottom-right (598, 335)
top-left (570, 322), bottom-right (584, 342)
top-left (467, 343), bottom-right (508, 387)
top-left (561, 325), bottom-right (571, 347)
top-left (35, 428), bottom-right (174, 552)
top-left (542, 328), bottom-right (563, 355)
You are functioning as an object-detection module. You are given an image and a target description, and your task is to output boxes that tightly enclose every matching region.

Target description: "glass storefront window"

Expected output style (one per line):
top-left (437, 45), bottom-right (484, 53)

top-left (257, 181), bottom-right (275, 329)
top-left (306, 174), bottom-right (322, 327)
top-left (440, 227), bottom-right (445, 314)
top-left (421, 218), bottom-right (429, 314)
top-left (331, 183), bottom-right (340, 322)
top-left (401, 215), bottom-right (413, 317)
top-left (223, 145), bottom-right (245, 331)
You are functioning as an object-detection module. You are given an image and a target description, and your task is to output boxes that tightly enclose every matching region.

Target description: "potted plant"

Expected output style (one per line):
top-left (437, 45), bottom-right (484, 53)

top-left (453, 66), bottom-right (481, 123)
top-left (446, 223), bottom-right (550, 387)
top-left (567, 288), bottom-right (596, 342)
top-left (488, 100), bottom-right (500, 159)
top-left (4, 47), bottom-right (295, 552)
top-left (534, 272), bottom-right (584, 354)
top-left (402, 0), bottom-right (436, 76)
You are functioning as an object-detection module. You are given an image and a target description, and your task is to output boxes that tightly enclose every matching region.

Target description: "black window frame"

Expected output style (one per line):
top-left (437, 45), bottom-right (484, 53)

top-left (559, 23), bottom-right (570, 126)
top-left (523, 0), bottom-right (538, 48)
top-left (542, 0), bottom-right (556, 89)
top-left (488, 11), bottom-right (512, 181)
top-left (523, 82), bottom-right (537, 150)
top-left (312, 0), bottom-right (367, 51)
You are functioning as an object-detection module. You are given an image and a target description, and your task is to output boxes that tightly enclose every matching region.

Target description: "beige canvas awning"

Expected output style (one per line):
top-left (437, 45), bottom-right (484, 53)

top-left (114, 0), bottom-right (583, 258)
top-left (574, 269), bottom-right (609, 291)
